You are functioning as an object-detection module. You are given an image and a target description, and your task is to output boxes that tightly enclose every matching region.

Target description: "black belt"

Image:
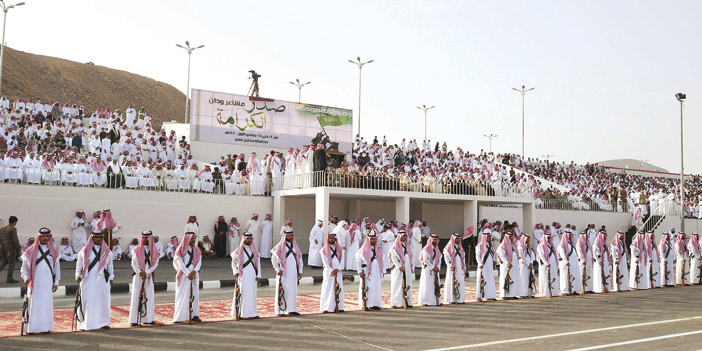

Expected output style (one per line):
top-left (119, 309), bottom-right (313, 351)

top-left (371, 248), bottom-right (376, 262)
top-left (330, 247), bottom-right (337, 260)
top-left (88, 247), bottom-right (101, 272)
top-left (36, 247), bottom-right (55, 283)
top-left (185, 250), bottom-right (193, 269)
top-left (243, 249), bottom-right (258, 275)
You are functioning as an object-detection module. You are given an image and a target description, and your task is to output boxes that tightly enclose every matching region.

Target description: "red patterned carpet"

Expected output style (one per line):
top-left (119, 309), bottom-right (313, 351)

top-left (0, 285), bottom-right (484, 338)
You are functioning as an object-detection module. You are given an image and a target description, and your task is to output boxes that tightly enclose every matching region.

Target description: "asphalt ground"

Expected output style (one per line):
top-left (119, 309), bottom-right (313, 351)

top-left (1, 281), bottom-right (701, 350)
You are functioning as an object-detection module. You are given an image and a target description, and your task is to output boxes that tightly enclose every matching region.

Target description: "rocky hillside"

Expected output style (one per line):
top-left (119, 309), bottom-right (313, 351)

top-left (1, 46), bottom-right (185, 127)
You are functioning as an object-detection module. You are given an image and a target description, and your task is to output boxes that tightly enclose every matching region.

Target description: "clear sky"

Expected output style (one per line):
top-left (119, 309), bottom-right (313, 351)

top-left (4, 0), bottom-right (702, 173)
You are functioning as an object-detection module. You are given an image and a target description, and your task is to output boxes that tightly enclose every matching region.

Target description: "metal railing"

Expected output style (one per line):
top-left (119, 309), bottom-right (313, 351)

top-left (280, 170), bottom-right (536, 198)
top-left (536, 197), bottom-right (631, 213)
top-left (0, 166), bottom-right (271, 196)
top-left (637, 202), bottom-right (666, 232)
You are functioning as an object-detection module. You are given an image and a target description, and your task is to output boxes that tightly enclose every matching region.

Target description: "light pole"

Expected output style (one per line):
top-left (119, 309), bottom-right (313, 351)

top-left (483, 133), bottom-right (498, 153)
top-left (417, 104), bottom-right (435, 142)
top-left (289, 78), bottom-right (311, 103)
top-left (0, 1), bottom-right (25, 96)
top-left (512, 84), bottom-right (535, 159)
top-left (176, 41), bottom-right (204, 124)
top-left (348, 56), bottom-right (373, 137)
top-left (676, 92), bottom-right (686, 231)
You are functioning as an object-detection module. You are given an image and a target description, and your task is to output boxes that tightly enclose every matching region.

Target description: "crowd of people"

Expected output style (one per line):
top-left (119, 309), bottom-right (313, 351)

top-left (2, 212), bottom-right (700, 334)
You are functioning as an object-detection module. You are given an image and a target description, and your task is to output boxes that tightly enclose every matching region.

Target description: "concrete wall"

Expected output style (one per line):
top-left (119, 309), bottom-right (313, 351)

top-left (0, 184), bottom-right (271, 247)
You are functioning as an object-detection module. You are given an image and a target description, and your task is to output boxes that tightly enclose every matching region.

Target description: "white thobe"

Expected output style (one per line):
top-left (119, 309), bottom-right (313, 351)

top-left (231, 247), bottom-right (260, 318)
top-left (345, 229), bottom-right (361, 271)
top-left (497, 248), bottom-right (520, 298)
top-left (356, 248), bottom-right (383, 308)
top-left (128, 248), bottom-right (159, 324)
top-left (660, 241), bottom-right (675, 286)
top-left (390, 244), bottom-right (414, 307)
top-left (411, 228), bottom-right (422, 267)
top-left (576, 244), bottom-right (594, 292)
top-left (20, 245), bottom-right (60, 334)
top-left (443, 246), bottom-right (466, 303)
top-left (557, 243), bottom-right (582, 294)
top-left (246, 220), bottom-right (262, 249)
top-left (537, 244), bottom-right (560, 297)
top-left (173, 249), bottom-right (201, 322)
top-left (475, 244), bottom-right (497, 299)
top-left (75, 248), bottom-right (114, 330)
top-left (688, 244), bottom-right (701, 285)
top-left (59, 245), bottom-right (77, 261)
top-left (627, 244), bottom-right (642, 290)
top-left (319, 248), bottom-right (344, 312)
top-left (675, 245), bottom-right (688, 285)
top-left (259, 220), bottom-right (273, 258)
top-left (271, 243), bottom-right (303, 314)
top-left (592, 245), bottom-right (611, 293)
top-left (418, 250), bottom-right (442, 305)
top-left (184, 222), bottom-right (199, 235)
top-left (645, 244), bottom-right (661, 288)
top-left (518, 245), bottom-right (536, 297)
top-left (71, 217), bottom-right (88, 253)
top-left (308, 225), bottom-right (323, 267)
top-left (379, 230), bottom-right (395, 272)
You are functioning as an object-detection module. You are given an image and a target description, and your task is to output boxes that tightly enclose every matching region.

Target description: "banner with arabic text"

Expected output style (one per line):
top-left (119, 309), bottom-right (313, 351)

top-left (190, 89), bottom-right (353, 153)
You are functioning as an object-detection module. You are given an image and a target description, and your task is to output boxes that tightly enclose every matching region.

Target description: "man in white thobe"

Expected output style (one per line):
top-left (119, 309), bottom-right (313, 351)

top-left (576, 230), bottom-right (594, 293)
top-left (345, 220), bottom-right (362, 271)
top-left (245, 214), bottom-right (262, 249)
top-left (75, 230), bottom-right (114, 330)
top-left (675, 233), bottom-right (688, 286)
top-left (356, 231), bottom-right (383, 310)
top-left (379, 225), bottom-right (396, 273)
top-left (128, 231), bottom-right (159, 326)
top-left (319, 232), bottom-right (344, 313)
top-left (389, 230), bottom-right (414, 308)
top-left (173, 232), bottom-right (202, 323)
top-left (537, 232), bottom-right (560, 297)
top-left (271, 229), bottom-right (303, 316)
top-left (660, 233), bottom-right (675, 286)
top-left (231, 232), bottom-right (261, 319)
top-left (443, 232), bottom-right (466, 304)
top-left (71, 210), bottom-right (88, 253)
top-left (410, 220), bottom-right (423, 268)
top-left (21, 228), bottom-right (60, 334)
top-left (687, 233), bottom-right (701, 285)
top-left (517, 234), bottom-right (536, 298)
top-left (645, 231), bottom-right (661, 288)
top-left (610, 231), bottom-right (630, 292)
top-left (498, 230), bottom-right (521, 299)
top-left (418, 234), bottom-right (442, 306)
top-left (308, 220), bottom-right (324, 268)
top-left (476, 230), bottom-right (497, 301)
top-left (259, 214), bottom-right (273, 258)
top-left (58, 237), bottom-right (77, 262)
top-left (557, 231), bottom-right (582, 295)
top-left (593, 231), bottom-right (611, 293)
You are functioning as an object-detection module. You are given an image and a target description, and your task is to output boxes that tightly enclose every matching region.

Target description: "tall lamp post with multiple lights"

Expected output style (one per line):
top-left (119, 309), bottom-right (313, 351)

top-left (289, 79), bottom-right (311, 103)
top-left (417, 104), bottom-right (435, 142)
top-left (176, 41), bottom-right (204, 124)
top-left (483, 133), bottom-right (498, 153)
top-left (348, 56), bottom-right (373, 136)
top-left (512, 84), bottom-right (535, 159)
top-left (0, 0), bottom-right (25, 96)
top-left (676, 92), bottom-right (686, 231)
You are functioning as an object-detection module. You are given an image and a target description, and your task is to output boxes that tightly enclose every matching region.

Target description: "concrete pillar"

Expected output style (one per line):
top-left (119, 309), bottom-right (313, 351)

top-left (349, 199), bottom-right (361, 221)
top-left (463, 200), bottom-right (477, 231)
top-left (315, 188), bottom-right (330, 236)
top-left (273, 195), bottom-right (285, 240)
top-left (395, 196), bottom-right (410, 225)
top-left (522, 202), bottom-right (535, 236)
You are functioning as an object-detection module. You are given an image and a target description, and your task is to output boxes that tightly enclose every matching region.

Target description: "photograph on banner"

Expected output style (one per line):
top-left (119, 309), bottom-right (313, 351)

top-left (190, 88), bottom-right (353, 153)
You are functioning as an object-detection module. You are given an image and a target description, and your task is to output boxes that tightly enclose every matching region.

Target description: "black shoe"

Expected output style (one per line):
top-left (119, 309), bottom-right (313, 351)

top-left (101, 326), bottom-right (110, 329)
top-left (191, 316), bottom-right (201, 322)
top-left (145, 322), bottom-right (156, 325)
top-left (6, 278), bottom-right (18, 283)
top-left (131, 323), bottom-right (139, 327)
top-left (253, 316), bottom-right (260, 319)
top-left (372, 306), bottom-right (381, 310)
top-left (278, 314), bottom-right (284, 317)
top-left (288, 312), bottom-right (300, 316)
top-left (322, 311), bottom-right (329, 313)
top-left (338, 310), bottom-right (345, 313)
